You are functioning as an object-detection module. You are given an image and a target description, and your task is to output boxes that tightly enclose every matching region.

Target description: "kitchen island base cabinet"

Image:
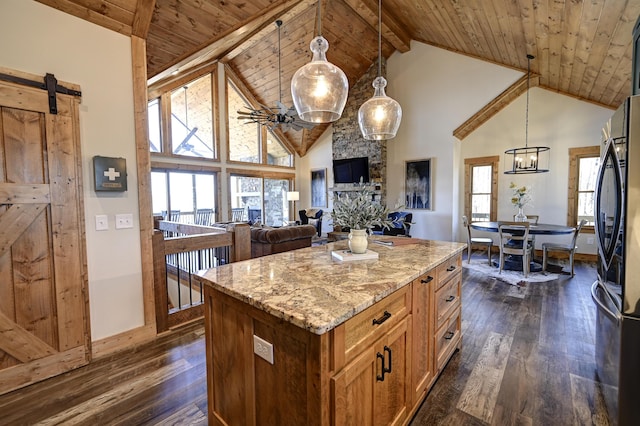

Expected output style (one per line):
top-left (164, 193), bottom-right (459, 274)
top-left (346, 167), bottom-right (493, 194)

top-left (199, 245), bottom-right (464, 426)
top-left (204, 289), bottom-right (329, 426)
top-left (332, 317), bottom-right (412, 426)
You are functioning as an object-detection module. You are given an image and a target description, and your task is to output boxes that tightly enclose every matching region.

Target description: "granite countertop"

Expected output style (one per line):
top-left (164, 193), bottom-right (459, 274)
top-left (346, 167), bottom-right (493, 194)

top-left (197, 238), bottom-right (466, 335)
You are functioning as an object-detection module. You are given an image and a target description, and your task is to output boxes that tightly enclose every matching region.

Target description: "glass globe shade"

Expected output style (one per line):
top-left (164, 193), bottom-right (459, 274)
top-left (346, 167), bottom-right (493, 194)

top-left (358, 76), bottom-right (402, 140)
top-left (291, 36), bottom-right (349, 123)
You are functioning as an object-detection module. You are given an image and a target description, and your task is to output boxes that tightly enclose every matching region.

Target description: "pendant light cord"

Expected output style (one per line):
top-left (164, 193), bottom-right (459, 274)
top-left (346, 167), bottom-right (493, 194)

top-left (378, 0), bottom-right (382, 77)
top-left (316, 0), bottom-right (322, 37)
top-left (277, 20), bottom-right (282, 104)
top-left (525, 54), bottom-right (534, 149)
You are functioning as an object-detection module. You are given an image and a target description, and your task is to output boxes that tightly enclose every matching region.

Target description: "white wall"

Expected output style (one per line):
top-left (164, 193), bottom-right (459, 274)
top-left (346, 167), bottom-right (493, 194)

top-left (0, 0), bottom-right (144, 340)
top-left (296, 127), bottom-right (334, 234)
top-left (386, 42), bottom-right (521, 240)
top-left (460, 87), bottom-right (612, 254)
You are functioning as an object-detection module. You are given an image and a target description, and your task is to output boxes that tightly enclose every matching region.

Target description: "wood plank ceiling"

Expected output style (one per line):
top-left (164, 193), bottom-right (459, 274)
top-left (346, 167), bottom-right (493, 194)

top-left (36, 0), bottom-right (640, 156)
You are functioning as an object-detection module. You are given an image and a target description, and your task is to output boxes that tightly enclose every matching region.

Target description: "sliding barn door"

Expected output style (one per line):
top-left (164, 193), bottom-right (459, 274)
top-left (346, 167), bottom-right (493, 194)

top-left (0, 72), bottom-right (89, 395)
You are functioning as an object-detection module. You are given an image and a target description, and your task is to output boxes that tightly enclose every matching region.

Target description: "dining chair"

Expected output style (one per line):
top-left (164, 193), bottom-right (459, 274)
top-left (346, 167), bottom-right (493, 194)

top-left (542, 219), bottom-right (587, 277)
top-left (195, 208), bottom-right (214, 226)
top-left (512, 214), bottom-right (539, 247)
top-left (462, 216), bottom-right (493, 265)
top-left (498, 221), bottom-right (533, 277)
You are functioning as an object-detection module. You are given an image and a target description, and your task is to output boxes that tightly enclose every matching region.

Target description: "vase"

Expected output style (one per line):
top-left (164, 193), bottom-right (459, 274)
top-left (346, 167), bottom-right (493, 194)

top-left (348, 229), bottom-right (368, 254)
top-left (514, 207), bottom-right (527, 222)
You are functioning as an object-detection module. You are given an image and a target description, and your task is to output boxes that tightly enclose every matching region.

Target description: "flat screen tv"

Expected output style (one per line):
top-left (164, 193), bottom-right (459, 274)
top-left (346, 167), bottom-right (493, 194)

top-left (333, 157), bottom-right (370, 184)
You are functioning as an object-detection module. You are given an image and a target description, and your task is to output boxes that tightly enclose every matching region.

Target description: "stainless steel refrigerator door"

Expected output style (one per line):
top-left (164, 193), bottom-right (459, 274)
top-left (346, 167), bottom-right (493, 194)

top-left (622, 95), bottom-right (640, 316)
top-left (592, 280), bottom-right (621, 425)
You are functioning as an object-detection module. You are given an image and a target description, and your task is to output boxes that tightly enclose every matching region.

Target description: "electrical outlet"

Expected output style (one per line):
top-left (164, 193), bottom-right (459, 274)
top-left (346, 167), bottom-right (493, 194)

top-left (95, 215), bottom-right (108, 231)
top-left (115, 213), bottom-right (134, 229)
top-left (253, 335), bottom-right (274, 364)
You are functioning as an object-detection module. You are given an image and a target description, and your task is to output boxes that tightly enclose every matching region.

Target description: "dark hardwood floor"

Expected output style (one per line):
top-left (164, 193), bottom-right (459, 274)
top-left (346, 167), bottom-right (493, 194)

top-left (0, 256), bottom-right (608, 425)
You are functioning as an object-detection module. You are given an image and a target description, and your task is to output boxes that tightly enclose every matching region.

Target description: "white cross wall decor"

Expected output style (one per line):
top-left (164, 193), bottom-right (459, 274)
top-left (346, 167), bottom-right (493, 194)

top-left (93, 156), bottom-right (127, 192)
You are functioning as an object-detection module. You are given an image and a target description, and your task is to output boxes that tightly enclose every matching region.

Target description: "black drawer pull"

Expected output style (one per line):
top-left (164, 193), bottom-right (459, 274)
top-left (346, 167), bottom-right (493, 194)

top-left (444, 331), bottom-right (455, 340)
top-left (445, 295), bottom-right (455, 302)
top-left (421, 276), bottom-right (434, 284)
top-left (372, 310), bottom-right (391, 326)
top-left (383, 346), bottom-right (392, 374)
top-left (376, 352), bottom-right (385, 381)
top-left (446, 265), bottom-right (456, 272)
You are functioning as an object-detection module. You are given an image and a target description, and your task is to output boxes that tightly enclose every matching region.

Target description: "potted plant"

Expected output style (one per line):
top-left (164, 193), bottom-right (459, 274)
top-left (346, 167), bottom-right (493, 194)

top-left (331, 187), bottom-right (396, 254)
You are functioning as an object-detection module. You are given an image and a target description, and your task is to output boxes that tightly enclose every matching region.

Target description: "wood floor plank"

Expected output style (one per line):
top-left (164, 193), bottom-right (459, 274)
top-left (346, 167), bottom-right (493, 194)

top-left (456, 332), bottom-right (514, 423)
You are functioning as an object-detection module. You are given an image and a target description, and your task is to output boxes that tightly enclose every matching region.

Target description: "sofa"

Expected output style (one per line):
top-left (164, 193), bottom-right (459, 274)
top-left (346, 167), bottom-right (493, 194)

top-left (250, 224), bottom-right (317, 258)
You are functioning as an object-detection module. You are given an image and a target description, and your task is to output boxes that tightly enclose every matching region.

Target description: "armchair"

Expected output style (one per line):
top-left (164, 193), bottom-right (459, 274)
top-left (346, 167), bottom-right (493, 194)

top-left (371, 212), bottom-right (412, 236)
top-left (299, 209), bottom-right (323, 237)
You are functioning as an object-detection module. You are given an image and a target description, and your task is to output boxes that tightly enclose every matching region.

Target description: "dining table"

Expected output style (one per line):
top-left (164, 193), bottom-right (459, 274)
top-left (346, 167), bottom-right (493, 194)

top-left (470, 221), bottom-right (576, 272)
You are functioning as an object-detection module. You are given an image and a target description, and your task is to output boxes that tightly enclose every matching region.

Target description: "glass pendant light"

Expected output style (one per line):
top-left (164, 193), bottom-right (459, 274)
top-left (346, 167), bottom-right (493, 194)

top-left (504, 55), bottom-right (550, 174)
top-left (291, 1), bottom-right (349, 123)
top-left (358, 0), bottom-right (402, 140)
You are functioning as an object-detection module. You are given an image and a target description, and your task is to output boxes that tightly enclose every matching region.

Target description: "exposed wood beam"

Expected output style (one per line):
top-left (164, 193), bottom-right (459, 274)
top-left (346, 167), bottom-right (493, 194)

top-left (147, 0), bottom-right (311, 86)
top-left (131, 0), bottom-right (156, 39)
top-left (35, 0), bottom-right (132, 36)
top-left (342, 0), bottom-right (411, 53)
top-left (454, 73), bottom-right (539, 141)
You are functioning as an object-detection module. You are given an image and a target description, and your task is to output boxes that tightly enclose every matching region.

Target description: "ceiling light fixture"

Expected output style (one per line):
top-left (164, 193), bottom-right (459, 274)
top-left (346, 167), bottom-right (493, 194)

top-left (237, 20), bottom-right (315, 132)
top-left (358, 0), bottom-right (402, 140)
top-left (290, 0), bottom-right (349, 123)
top-left (504, 54), bottom-right (550, 174)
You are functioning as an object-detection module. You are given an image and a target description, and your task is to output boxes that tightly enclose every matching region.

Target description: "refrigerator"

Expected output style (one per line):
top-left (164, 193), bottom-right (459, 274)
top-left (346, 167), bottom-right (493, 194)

top-left (592, 94), bottom-right (640, 425)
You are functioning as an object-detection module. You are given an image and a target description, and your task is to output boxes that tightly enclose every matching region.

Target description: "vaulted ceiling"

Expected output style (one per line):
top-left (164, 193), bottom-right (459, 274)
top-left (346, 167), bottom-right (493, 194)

top-left (36, 0), bottom-right (639, 156)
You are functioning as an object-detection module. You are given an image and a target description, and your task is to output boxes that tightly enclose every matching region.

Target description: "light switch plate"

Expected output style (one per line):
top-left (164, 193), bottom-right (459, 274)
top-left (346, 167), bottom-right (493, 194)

top-left (95, 215), bottom-right (108, 231)
top-left (115, 213), bottom-right (134, 229)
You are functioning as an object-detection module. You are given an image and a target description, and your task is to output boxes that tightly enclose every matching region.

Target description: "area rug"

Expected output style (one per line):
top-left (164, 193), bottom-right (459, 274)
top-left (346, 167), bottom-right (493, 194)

top-left (462, 260), bottom-right (560, 287)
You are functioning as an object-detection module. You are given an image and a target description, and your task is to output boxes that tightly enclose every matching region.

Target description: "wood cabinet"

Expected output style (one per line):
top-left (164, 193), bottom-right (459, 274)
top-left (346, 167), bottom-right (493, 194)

top-left (410, 270), bottom-right (435, 405)
top-left (434, 254), bottom-right (462, 373)
top-left (332, 317), bottom-right (411, 426)
top-left (201, 250), bottom-right (463, 426)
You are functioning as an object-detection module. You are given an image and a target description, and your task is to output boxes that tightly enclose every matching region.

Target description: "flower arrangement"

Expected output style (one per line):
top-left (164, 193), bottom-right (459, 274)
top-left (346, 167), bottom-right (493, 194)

top-left (331, 187), bottom-right (395, 231)
top-left (509, 182), bottom-right (531, 208)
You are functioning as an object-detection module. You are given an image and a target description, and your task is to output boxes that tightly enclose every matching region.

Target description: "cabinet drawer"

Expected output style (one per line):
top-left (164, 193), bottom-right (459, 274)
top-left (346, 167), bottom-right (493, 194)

top-left (435, 273), bottom-right (461, 329)
top-left (340, 286), bottom-right (410, 365)
top-left (436, 254), bottom-right (461, 289)
top-left (435, 308), bottom-right (461, 372)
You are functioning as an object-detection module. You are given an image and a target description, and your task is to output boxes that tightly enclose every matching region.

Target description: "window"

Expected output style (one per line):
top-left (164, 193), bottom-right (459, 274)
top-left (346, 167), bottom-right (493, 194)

top-left (151, 168), bottom-right (218, 226)
top-left (229, 170), bottom-right (294, 227)
top-left (226, 67), bottom-right (293, 167)
top-left (147, 67), bottom-right (218, 160)
top-left (464, 156), bottom-right (499, 222)
top-left (568, 146), bottom-right (600, 230)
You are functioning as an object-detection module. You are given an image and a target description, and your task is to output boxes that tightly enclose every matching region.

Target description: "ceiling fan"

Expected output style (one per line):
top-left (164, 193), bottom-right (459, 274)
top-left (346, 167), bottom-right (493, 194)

top-left (237, 20), bottom-right (315, 132)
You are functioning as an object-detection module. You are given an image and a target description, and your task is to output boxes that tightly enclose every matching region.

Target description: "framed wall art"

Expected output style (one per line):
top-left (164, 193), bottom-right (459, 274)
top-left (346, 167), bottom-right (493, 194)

top-left (405, 159), bottom-right (432, 210)
top-left (311, 168), bottom-right (327, 208)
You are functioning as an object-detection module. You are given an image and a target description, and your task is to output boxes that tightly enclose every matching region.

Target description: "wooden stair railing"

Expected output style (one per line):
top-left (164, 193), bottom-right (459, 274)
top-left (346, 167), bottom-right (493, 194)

top-left (152, 220), bottom-right (250, 332)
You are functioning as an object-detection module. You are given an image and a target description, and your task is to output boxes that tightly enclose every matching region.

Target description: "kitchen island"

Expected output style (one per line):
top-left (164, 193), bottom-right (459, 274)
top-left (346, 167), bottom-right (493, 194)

top-left (196, 238), bottom-right (466, 426)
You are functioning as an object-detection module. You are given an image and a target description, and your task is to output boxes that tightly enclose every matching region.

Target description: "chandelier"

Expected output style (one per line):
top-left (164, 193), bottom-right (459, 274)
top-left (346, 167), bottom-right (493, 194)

top-left (237, 20), bottom-right (315, 132)
top-left (505, 54), bottom-right (550, 174)
top-left (290, 0), bottom-right (349, 123)
top-left (358, 0), bottom-right (402, 140)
